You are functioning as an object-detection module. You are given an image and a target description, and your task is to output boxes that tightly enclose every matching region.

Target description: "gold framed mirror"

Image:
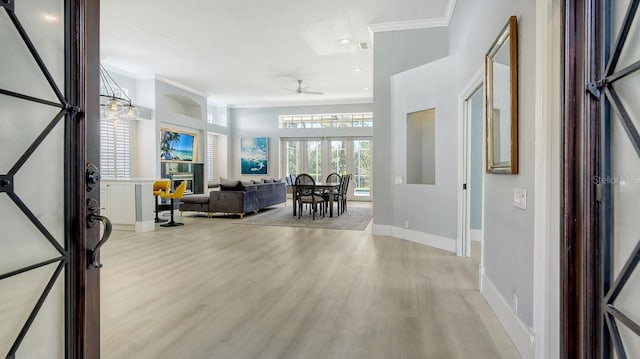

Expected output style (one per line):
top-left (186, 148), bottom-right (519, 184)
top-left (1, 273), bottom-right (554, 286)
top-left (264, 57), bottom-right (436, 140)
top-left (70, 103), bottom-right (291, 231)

top-left (485, 16), bottom-right (518, 174)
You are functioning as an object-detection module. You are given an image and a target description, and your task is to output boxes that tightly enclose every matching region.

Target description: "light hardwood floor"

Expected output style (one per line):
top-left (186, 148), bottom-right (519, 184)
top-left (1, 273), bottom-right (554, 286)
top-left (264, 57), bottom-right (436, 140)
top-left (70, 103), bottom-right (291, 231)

top-left (101, 206), bottom-right (519, 359)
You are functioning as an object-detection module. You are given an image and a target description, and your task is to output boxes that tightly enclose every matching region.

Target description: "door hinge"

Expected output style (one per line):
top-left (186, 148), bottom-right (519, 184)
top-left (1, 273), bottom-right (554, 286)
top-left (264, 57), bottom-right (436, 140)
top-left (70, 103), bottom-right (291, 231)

top-left (463, 183), bottom-right (467, 190)
top-left (587, 80), bottom-right (606, 99)
top-left (596, 183), bottom-right (604, 202)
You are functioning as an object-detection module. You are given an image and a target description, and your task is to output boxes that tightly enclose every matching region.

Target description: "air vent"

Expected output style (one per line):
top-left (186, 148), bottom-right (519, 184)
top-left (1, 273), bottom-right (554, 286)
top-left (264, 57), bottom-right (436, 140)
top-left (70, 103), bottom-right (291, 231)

top-left (359, 42), bottom-right (370, 50)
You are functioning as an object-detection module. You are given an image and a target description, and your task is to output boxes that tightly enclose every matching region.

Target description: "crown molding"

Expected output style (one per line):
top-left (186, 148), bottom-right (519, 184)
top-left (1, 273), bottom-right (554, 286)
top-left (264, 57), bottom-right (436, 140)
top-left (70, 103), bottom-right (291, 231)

top-left (368, 18), bottom-right (448, 33)
top-left (228, 98), bottom-right (373, 109)
top-left (445, 0), bottom-right (458, 24)
top-left (368, 0), bottom-right (457, 33)
top-left (155, 76), bottom-right (208, 98)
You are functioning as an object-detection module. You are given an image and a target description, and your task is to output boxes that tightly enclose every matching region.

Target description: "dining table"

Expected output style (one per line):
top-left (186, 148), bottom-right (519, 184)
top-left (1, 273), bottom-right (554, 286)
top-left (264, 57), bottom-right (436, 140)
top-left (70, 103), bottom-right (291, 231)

top-left (291, 181), bottom-right (341, 218)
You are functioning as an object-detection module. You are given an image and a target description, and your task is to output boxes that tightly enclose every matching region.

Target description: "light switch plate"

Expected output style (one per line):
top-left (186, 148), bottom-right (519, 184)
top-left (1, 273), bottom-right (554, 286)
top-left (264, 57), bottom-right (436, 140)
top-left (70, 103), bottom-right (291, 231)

top-left (395, 176), bottom-right (403, 185)
top-left (513, 189), bottom-right (527, 210)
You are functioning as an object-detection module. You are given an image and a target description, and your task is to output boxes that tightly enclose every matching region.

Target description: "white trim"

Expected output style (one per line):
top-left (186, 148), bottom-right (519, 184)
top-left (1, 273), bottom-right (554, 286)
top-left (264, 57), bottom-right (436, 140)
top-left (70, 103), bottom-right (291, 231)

top-left (155, 76), bottom-right (208, 98)
top-left (227, 97), bottom-right (373, 109)
top-left (372, 224), bottom-right (456, 253)
top-left (372, 224), bottom-right (392, 236)
top-left (482, 275), bottom-right (535, 359)
top-left (369, 18), bottom-right (449, 33)
top-left (470, 229), bottom-right (482, 242)
top-left (533, 0), bottom-right (562, 358)
top-left (444, 0), bottom-right (458, 24)
top-left (457, 67), bottom-right (484, 257)
top-left (135, 220), bottom-right (156, 233)
top-left (368, 0), bottom-right (457, 33)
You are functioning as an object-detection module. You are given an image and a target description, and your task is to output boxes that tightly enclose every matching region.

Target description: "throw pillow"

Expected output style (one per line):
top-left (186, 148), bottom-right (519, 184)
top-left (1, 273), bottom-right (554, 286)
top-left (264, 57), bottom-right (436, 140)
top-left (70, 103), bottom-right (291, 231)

top-left (219, 177), bottom-right (240, 191)
top-left (220, 177), bottom-right (238, 186)
top-left (220, 183), bottom-right (238, 191)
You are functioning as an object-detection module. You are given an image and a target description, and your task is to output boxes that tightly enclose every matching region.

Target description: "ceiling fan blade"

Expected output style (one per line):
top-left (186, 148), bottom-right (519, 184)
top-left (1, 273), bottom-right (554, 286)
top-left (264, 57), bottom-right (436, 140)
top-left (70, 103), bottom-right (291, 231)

top-left (301, 90), bottom-right (324, 95)
top-left (280, 87), bottom-right (296, 92)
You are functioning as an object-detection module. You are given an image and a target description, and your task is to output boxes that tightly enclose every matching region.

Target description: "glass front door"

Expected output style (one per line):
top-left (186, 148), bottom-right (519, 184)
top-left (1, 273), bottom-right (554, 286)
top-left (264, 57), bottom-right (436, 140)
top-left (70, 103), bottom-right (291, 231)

top-left (599, 0), bottom-right (640, 356)
top-left (1, 1), bottom-right (99, 357)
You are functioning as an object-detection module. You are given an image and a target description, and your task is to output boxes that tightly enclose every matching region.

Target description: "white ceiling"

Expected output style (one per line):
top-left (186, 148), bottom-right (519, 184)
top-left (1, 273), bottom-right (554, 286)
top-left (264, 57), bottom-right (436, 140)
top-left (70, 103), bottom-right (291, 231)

top-left (101, 0), bottom-right (454, 108)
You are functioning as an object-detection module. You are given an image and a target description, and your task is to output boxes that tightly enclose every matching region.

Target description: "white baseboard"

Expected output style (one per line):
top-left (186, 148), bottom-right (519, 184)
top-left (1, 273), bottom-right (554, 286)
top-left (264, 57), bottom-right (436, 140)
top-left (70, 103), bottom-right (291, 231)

top-left (372, 224), bottom-right (456, 253)
top-left (482, 274), bottom-right (535, 359)
top-left (372, 224), bottom-right (392, 236)
top-left (112, 224), bottom-right (135, 232)
top-left (470, 229), bottom-right (483, 242)
top-left (135, 220), bottom-right (156, 233)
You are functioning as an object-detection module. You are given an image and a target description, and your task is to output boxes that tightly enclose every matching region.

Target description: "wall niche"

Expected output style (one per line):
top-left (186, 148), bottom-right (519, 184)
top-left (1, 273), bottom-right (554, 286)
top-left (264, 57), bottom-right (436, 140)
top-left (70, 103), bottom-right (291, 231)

top-left (163, 93), bottom-right (203, 119)
top-left (406, 108), bottom-right (436, 185)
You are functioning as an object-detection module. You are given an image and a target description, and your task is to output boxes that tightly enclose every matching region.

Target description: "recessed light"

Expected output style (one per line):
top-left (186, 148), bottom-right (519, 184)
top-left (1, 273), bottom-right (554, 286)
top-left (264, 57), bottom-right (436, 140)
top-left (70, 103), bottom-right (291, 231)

top-left (43, 14), bottom-right (59, 22)
top-left (353, 68), bottom-right (361, 72)
top-left (363, 87), bottom-right (370, 91)
top-left (340, 39), bottom-right (350, 44)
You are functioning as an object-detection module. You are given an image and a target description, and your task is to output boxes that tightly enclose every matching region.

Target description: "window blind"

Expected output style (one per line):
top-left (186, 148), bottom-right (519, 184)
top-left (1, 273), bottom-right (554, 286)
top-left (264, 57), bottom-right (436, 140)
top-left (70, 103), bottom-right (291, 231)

top-left (207, 133), bottom-right (215, 181)
top-left (100, 118), bottom-right (131, 179)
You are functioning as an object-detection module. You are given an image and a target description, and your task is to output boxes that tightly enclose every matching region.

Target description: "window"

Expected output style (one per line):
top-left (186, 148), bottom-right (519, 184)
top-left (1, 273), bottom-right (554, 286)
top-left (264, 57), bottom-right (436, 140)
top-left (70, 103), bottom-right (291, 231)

top-left (305, 140), bottom-right (322, 182)
top-left (100, 117), bottom-right (131, 179)
top-left (279, 112), bottom-right (373, 129)
top-left (330, 140), bottom-right (348, 175)
top-left (206, 133), bottom-right (216, 181)
top-left (353, 140), bottom-right (371, 196)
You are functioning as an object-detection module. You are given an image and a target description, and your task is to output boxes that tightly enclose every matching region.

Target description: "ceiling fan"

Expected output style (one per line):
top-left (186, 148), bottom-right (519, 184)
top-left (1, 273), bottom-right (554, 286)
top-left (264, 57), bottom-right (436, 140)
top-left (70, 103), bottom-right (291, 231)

top-left (280, 80), bottom-right (323, 95)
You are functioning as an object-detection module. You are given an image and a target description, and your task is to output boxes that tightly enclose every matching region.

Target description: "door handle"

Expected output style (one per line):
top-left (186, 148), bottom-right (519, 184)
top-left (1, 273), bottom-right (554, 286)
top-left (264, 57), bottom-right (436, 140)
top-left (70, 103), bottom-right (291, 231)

top-left (86, 198), bottom-right (112, 269)
top-left (87, 214), bottom-right (112, 269)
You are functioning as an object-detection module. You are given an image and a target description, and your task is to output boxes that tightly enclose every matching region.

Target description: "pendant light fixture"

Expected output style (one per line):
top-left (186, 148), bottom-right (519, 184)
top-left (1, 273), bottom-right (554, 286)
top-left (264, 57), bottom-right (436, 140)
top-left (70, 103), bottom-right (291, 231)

top-left (99, 64), bottom-right (139, 121)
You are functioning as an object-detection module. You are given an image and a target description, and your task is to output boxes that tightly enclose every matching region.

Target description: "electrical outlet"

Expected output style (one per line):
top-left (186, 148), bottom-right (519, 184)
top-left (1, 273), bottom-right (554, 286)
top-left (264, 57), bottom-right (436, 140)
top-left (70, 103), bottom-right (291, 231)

top-left (529, 327), bottom-right (536, 349)
top-left (513, 292), bottom-right (519, 316)
top-left (404, 220), bottom-right (410, 229)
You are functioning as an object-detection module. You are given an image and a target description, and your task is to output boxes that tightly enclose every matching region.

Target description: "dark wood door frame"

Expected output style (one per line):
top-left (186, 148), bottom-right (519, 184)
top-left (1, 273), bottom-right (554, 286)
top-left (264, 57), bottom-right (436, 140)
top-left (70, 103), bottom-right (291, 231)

top-left (562, 0), bottom-right (602, 357)
top-left (71, 0), bottom-right (102, 357)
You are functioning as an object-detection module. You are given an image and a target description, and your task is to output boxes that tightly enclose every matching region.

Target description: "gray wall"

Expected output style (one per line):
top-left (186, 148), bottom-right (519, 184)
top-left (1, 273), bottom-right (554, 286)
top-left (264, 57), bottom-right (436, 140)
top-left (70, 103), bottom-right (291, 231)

top-left (390, 58), bottom-right (458, 239)
top-left (373, 27), bottom-right (449, 226)
top-left (449, 0), bottom-right (536, 327)
top-left (102, 69), bottom-right (231, 182)
top-left (230, 103), bottom-right (373, 181)
top-left (383, 0), bottom-right (536, 327)
top-left (470, 89), bottom-right (483, 230)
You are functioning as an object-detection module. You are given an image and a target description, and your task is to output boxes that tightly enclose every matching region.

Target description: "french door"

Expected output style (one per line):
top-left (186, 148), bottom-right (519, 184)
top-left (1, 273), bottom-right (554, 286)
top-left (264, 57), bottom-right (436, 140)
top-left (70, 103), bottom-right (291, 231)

top-left (282, 137), bottom-right (373, 200)
top-left (0, 0), bottom-right (101, 358)
top-left (563, 0), bottom-right (640, 357)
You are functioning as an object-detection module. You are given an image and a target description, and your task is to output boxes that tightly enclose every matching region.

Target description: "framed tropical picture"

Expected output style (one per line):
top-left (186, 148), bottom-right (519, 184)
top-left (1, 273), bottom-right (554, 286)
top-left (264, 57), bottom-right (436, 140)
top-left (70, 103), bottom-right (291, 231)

top-left (160, 128), bottom-right (197, 162)
top-left (241, 137), bottom-right (268, 175)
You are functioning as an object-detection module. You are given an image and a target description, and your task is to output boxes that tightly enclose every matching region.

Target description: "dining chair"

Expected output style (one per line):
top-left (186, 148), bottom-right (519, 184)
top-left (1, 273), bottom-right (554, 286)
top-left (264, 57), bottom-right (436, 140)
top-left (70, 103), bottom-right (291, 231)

top-left (294, 174), bottom-right (324, 220)
top-left (338, 174), bottom-right (351, 214)
top-left (323, 172), bottom-right (341, 215)
top-left (326, 172), bottom-right (341, 184)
